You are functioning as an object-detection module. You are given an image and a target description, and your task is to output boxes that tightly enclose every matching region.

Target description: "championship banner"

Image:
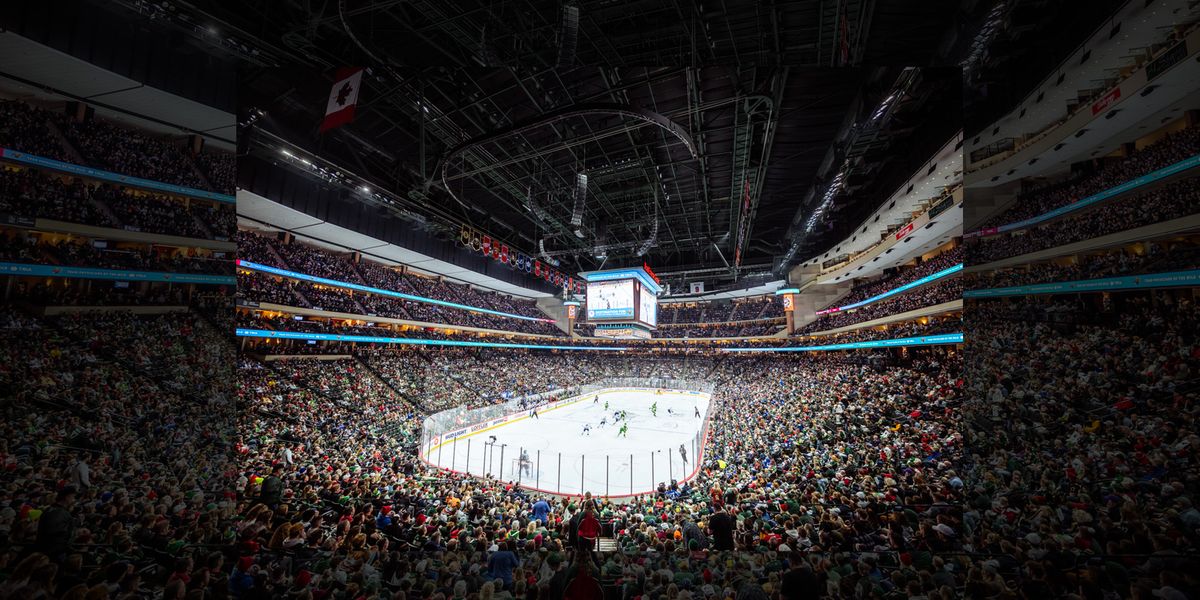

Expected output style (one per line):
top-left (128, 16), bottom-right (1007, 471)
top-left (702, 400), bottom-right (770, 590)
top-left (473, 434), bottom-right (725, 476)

top-left (534, 261), bottom-right (542, 277)
top-left (500, 244), bottom-right (509, 264)
top-left (459, 224), bottom-right (472, 246)
top-left (481, 235), bottom-right (492, 256)
top-left (470, 231), bottom-right (482, 251)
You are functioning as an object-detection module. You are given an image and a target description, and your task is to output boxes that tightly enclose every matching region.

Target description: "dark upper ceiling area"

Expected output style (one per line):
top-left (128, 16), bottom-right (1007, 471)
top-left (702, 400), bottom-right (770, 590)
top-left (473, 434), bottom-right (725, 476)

top-left (196, 0), bottom-right (967, 70)
top-left (960, 0), bottom-right (1126, 136)
top-left (240, 65), bottom-right (960, 285)
top-left (130, 0), bottom-right (973, 289)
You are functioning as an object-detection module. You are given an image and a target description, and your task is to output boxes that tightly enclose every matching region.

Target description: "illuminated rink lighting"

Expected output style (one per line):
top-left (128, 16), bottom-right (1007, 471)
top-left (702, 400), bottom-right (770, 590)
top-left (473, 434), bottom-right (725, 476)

top-left (422, 388), bottom-right (712, 497)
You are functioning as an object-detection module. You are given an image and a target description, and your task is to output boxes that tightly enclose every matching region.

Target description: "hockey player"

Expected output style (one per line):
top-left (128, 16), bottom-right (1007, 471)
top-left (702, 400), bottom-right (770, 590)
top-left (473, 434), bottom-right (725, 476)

top-left (530, 407), bottom-right (539, 420)
top-left (598, 417), bottom-right (607, 428)
top-left (520, 449), bottom-right (532, 476)
top-left (679, 444), bottom-right (688, 465)
top-left (694, 406), bottom-right (701, 418)
top-left (582, 424), bottom-right (592, 436)
top-left (650, 402), bottom-right (658, 417)
top-left (618, 423), bottom-right (628, 437)
top-left (604, 400), bottom-right (609, 411)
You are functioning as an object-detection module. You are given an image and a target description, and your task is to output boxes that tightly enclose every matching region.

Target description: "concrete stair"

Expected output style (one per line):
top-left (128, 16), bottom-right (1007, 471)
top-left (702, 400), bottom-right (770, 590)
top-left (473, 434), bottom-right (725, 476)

top-left (290, 288), bottom-right (313, 308)
top-left (44, 119), bottom-right (89, 166)
top-left (190, 212), bottom-right (215, 239)
top-left (86, 195), bottom-right (123, 229)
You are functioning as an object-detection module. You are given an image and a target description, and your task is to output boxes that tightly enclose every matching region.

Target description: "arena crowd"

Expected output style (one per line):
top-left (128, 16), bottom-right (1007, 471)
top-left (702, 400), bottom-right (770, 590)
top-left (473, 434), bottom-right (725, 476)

top-left (978, 125), bottom-right (1200, 229)
top-left (1, 98), bottom-right (235, 195)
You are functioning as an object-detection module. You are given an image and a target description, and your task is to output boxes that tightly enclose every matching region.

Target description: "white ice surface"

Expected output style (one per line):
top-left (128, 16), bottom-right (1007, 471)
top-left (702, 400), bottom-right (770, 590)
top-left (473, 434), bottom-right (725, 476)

top-left (424, 389), bottom-right (710, 496)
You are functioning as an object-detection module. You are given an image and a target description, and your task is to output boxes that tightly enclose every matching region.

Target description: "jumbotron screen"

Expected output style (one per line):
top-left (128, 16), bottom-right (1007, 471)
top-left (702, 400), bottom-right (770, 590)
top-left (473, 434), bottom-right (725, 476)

top-left (638, 287), bottom-right (658, 327)
top-left (586, 279), bottom-right (635, 320)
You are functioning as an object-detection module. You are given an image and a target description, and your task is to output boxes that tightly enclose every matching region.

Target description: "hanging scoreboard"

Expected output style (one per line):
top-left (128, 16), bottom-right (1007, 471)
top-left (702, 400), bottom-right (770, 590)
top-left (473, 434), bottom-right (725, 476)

top-left (579, 264), bottom-right (662, 335)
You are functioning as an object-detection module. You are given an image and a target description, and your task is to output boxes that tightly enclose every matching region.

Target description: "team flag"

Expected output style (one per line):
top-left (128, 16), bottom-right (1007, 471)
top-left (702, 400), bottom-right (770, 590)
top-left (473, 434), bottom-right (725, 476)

top-left (320, 67), bottom-right (364, 133)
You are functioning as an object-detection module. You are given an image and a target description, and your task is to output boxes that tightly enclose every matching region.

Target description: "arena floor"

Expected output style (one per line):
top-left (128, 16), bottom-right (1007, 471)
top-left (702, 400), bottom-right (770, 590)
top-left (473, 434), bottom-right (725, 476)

top-left (424, 388), bottom-right (711, 497)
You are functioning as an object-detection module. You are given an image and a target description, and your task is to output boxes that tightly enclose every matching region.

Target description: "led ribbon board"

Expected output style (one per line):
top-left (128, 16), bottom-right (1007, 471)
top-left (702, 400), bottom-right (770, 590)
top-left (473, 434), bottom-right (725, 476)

top-left (0, 148), bottom-right (236, 204)
top-left (580, 267), bottom-right (663, 294)
top-left (236, 260), bottom-right (554, 322)
top-left (0, 261), bottom-right (236, 285)
top-left (817, 263), bottom-right (962, 315)
top-left (236, 328), bottom-right (627, 350)
top-left (724, 333), bottom-right (963, 352)
top-left (237, 328), bottom-right (960, 352)
top-left (965, 153), bottom-right (1200, 238)
top-left (964, 268), bottom-right (1200, 298)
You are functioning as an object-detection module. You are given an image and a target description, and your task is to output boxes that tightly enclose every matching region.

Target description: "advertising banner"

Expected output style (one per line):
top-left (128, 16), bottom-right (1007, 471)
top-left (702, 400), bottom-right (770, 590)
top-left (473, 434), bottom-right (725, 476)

top-left (0, 261), bottom-right (235, 285)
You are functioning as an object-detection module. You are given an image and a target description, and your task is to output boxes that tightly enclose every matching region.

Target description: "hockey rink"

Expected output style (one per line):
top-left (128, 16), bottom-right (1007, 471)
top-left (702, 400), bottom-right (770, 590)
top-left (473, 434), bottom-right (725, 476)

top-left (424, 388), bottom-right (711, 497)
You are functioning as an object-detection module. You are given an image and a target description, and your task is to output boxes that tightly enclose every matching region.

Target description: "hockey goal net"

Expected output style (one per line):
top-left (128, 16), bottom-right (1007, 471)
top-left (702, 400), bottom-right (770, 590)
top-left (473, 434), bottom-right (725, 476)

top-left (509, 458), bottom-right (535, 480)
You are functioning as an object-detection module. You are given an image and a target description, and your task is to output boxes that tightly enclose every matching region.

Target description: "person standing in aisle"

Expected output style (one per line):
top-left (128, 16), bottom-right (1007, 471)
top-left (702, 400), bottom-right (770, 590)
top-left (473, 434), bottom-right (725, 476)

top-left (709, 493), bottom-right (738, 550)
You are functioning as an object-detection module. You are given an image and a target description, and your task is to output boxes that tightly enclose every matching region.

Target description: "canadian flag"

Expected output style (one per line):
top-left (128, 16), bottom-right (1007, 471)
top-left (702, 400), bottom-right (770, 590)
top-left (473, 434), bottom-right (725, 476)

top-left (320, 67), bottom-right (364, 133)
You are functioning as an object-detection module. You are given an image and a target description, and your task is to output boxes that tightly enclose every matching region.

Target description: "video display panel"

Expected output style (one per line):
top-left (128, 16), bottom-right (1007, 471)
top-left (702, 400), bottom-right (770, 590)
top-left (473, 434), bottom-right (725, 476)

top-left (638, 287), bottom-right (657, 327)
top-left (586, 279), bottom-right (635, 319)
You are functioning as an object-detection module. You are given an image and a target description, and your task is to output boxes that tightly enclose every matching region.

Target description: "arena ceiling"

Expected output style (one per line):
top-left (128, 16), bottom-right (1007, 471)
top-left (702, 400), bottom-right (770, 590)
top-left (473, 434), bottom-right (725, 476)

top-left (103, 0), bottom-right (973, 290)
top-left (959, 0), bottom-right (1127, 136)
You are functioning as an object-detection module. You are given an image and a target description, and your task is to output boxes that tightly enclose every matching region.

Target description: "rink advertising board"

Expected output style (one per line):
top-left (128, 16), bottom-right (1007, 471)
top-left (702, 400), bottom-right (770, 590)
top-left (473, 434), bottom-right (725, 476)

top-left (427, 387), bottom-right (707, 453)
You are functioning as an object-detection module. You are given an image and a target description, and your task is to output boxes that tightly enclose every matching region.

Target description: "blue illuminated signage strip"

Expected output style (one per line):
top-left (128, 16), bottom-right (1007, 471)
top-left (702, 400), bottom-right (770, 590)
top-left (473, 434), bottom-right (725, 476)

top-left (237, 328), bottom-right (959, 352)
top-left (0, 261), bottom-right (235, 285)
top-left (725, 333), bottom-right (963, 352)
top-left (834, 263), bottom-right (962, 312)
top-left (0, 148), bottom-right (236, 204)
top-left (968, 153), bottom-right (1200, 237)
top-left (588, 307), bottom-right (635, 319)
top-left (237, 259), bottom-right (554, 322)
top-left (580, 268), bottom-right (662, 294)
top-left (236, 328), bottom-right (627, 351)
top-left (964, 268), bottom-right (1200, 298)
